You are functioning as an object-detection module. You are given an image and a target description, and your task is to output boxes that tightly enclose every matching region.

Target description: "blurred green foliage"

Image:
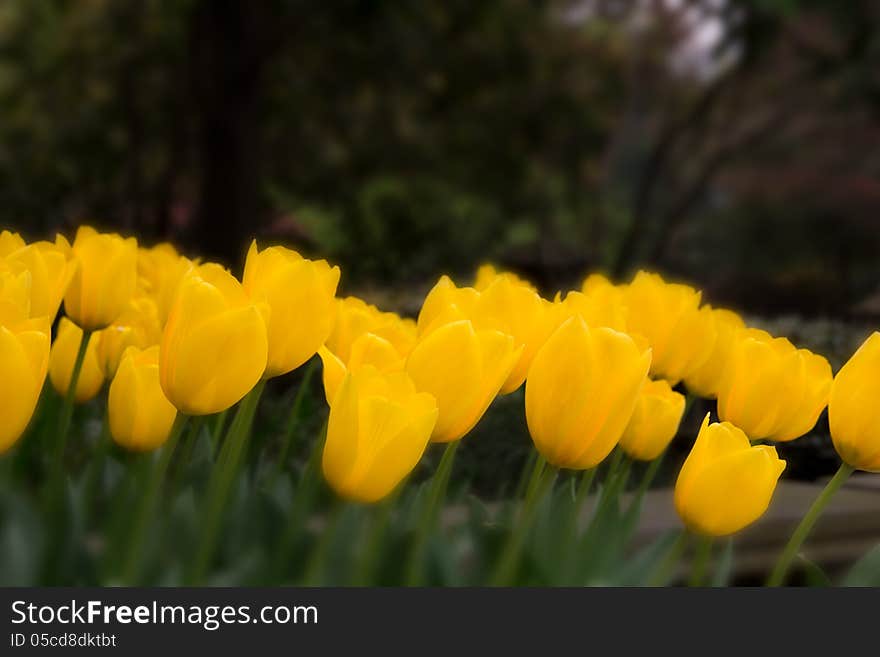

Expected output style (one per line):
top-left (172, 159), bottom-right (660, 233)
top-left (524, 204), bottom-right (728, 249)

top-left (2, 0), bottom-right (880, 309)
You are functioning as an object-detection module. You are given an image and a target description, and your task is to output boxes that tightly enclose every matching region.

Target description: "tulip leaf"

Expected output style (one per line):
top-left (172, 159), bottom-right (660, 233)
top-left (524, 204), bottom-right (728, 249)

top-left (609, 530), bottom-right (683, 586)
top-left (841, 543), bottom-right (880, 587)
top-left (798, 555), bottom-right (831, 588)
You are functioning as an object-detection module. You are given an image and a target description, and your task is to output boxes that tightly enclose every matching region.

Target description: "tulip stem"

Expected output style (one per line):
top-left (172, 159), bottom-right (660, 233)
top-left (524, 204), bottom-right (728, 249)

top-left (636, 451), bottom-right (665, 499)
top-left (404, 440), bottom-right (460, 586)
top-left (210, 408), bottom-right (229, 457)
top-left (766, 462), bottom-right (854, 587)
top-left (649, 530), bottom-right (688, 586)
top-left (688, 535), bottom-right (713, 587)
top-left (302, 500), bottom-right (346, 585)
top-left (188, 381), bottom-right (266, 584)
top-left (490, 455), bottom-right (557, 585)
top-left (269, 358), bottom-right (317, 486)
top-left (268, 420), bottom-right (328, 583)
top-left (120, 413), bottom-right (188, 584)
top-left (354, 492), bottom-right (398, 586)
top-left (168, 415), bottom-right (206, 497)
top-left (52, 328), bottom-right (92, 478)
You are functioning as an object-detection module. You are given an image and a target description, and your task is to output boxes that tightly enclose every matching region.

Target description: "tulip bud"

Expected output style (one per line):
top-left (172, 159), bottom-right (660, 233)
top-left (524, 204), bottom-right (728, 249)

top-left (0, 315), bottom-right (50, 452)
top-left (717, 329), bottom-right (832, 442)
top-left (0, 266), bottom-right (33, 325)
top-left (619, 379), bottom-right (685, 461)
top-left (319, 332), bottom-right (406, 405)
top-left (418, 275), bottom-right (548, 394)
top-left (323, 366), bottom-right (438, 503)
top-left (109, 346), bottom-right (178, 451)
top-left (828, 332), bottom-right (880, 471)
top-left (0, 230), bottom-right (27, 256)
top-left (325, 297), bottom-right (416, 363)
top-left (64, 226), bottom-right (138, 331)
top-left (2, 233), bottom-right (74, 321)
top-left (474, 263), bottom-right (536, 292)
top-left (416, 276), bottom-right (479, 337)
top-left (675, 415), bottom-right (785, 536)
top-left (243, 240), bottom-right (340, 378)
top-left (624, 271), bottom-right (715, 384)
top-left (472, 275), bottom-right (549, 394)
top-left (526, 316), bottom-right (651, 469)
top-left (159, 263), bottom-right (268, 416)
top-left (683, 307), bottom-right (745, 399)
top-left (94, 296), bottom-right (162, 378)
top-left (137, 243), bottom-right (195, 326)
top-left (49, 318), bottom-right (105, 403)
top-left (551, 286), bottom-right (627, 334)
top-left (406, 319), bottom-right (520, 443)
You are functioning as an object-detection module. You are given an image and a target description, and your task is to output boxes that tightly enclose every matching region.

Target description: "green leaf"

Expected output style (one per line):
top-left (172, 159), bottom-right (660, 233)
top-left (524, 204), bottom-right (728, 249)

top-left (610, 530), bottom-right (683, 586)
top-left (841, 543), bottom-right (880, 587)
top-left (798, 555), bottom-right (831, 587)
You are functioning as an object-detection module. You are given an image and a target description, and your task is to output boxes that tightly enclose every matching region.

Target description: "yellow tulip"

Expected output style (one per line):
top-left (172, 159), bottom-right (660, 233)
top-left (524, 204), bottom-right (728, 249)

top-left (243, 240), bottom-right (340, 378)
top-left (159, 263), bottom-right (268, 415)
top-left (49, 317), bottom-right (105, 403)
top-left (417, 275), bottom-right (548, 394)
top-left (137, 243), bottom-right (195, 325)
top-left (319, 332), bottom-right (406, 404)
top-left (323, 366), bottom-right (438, 503)
top-left (525, 316), bottom-right (651, 469)
top-left (325, 296), bottom-right (416, 362)
top-left (406, 319), bottom-right (520, 443)
top-left (2, 233), bottom-right (74, 320)
top-left (683, 307), bottom-right (746, 399)
top-left (64, 226), bottom-right (138, 331)
top-left (551, 286), bottom-right (627, 333)
top-left (717, 329), bottom-right (832, 441)
top-left (0, 230), bottom-right (27, 256)
top-left (0, 315), bottom-right (50, 453)
top-left (109, 346), bottom-right (177, 451)
top-left (619, 379), bottom-right (685, 461)
top-left (416, 275), bottom-right (479, 336)
top-left (0, 266), bottom-right (32, 325)
top-left (675, 415), bottom-right (785, 536)
top-left (473, 275), bottom-right (549, 393)
top-left (624, 271), bottom-right (715, 384)
top-left (94, 296), bottom-right (162, 378)
top-left (474, 263), bottom-right (536, 292)
top-left (828, 332), bottom-right (880, 471)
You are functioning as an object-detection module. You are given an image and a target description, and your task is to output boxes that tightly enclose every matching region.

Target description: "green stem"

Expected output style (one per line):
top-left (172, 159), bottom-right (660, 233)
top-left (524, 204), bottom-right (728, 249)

top-left (404, 440), bottom-right (460, 586)
top-left (491, 456), bottom-right (558, 585)
top-left (268, 359), bottom-right (317, 487)
top-left (649, 530), bottom-right (688, 586)
top-left (353, 496), bottom-right (397, 586)
top-left (52, 328), bottom-right (92, 479)
top-left (566, 468), bottom-right (596, 538)
top-left (210, 409), bottom-right (229, 457)
top-left (188, 381), bottom-right (266, 584)
top-left (766, 462), bottom-right (854, 587)
top-left (522, 453), bottom-right (547, 504)
top-left (688, 534), bottom-right (713, 587)
top-left (83, 412), bottom-right (111, 519)
top-left (301, 501), bottom-right (345, 586)
top-left (605, 447), bottom-right (624, 480)
top-left (168, 415), bottom-right (206, 497)
top-left (120, 413), bottom-right (188, 584)
top-left (558, 467), bottom-right (597, 583)
top-left (269, 420), bottom-right (328, 583)
top-left (636, 451), bottom-right (665, 499)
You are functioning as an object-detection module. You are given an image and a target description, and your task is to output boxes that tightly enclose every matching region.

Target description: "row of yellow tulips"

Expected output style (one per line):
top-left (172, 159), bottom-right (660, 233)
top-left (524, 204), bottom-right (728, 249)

top-left (1, 225), bottom-right (878, 584)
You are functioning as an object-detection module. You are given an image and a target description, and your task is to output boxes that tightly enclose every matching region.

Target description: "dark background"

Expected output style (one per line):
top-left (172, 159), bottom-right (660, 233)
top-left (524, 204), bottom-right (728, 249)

top-left (4, 0), bottom-right (880, 319)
